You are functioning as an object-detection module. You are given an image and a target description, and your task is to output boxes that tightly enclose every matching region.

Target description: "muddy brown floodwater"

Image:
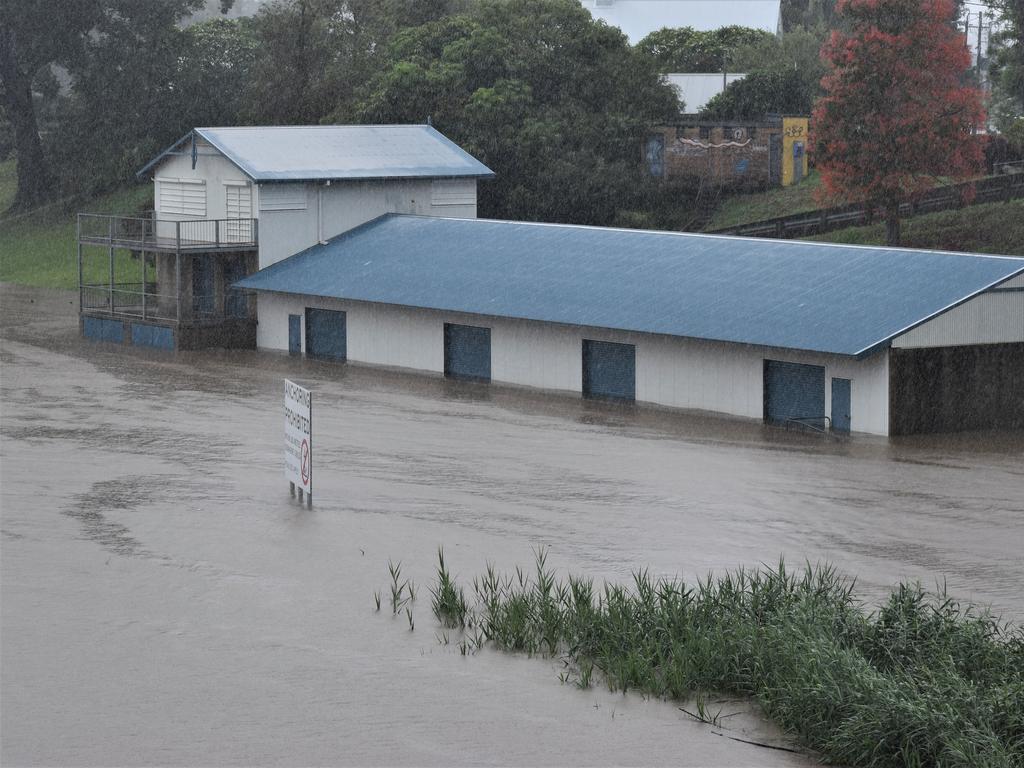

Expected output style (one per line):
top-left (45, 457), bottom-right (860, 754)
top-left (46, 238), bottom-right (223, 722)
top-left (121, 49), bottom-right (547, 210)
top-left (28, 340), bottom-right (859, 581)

top-left (2, 283), bottom-right (1022, 767)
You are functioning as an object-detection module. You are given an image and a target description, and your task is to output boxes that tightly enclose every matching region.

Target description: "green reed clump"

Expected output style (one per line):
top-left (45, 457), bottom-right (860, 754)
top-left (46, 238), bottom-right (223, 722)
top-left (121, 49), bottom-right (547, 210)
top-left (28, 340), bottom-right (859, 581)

top-left (430, 548), bottom-right (469, 628)
top-left (413, 552), bottom-right (1023, 768)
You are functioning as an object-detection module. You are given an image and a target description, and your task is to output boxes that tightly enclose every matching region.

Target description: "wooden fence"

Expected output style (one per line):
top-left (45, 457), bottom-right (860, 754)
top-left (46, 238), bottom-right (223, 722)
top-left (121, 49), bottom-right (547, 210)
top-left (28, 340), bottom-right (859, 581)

top-left (708, 173), bottom-right (1024, 239)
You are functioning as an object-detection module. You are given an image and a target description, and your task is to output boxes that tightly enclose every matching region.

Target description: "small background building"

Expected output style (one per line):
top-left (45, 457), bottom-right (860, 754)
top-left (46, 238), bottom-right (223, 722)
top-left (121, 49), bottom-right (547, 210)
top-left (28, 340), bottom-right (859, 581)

top-left (645, 116), bottom-right (809, 188)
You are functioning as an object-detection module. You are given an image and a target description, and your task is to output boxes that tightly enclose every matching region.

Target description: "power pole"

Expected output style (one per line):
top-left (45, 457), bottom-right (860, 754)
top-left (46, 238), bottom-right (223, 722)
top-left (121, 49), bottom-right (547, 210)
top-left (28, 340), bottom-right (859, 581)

top-left (977, 10), bottom-right (984, 71)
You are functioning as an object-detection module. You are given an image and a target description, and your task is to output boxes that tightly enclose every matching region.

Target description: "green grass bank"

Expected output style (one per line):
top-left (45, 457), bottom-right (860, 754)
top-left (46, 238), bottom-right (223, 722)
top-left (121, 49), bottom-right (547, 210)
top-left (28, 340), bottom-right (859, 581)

top-left (704, 171), bottom-right (823, 231)
top-left (805, 199), bottom-right (1024, 256)
top-left (0, 159), bottom-right (153, 289)
top-left (402, 553), bottom-right (1024, 768)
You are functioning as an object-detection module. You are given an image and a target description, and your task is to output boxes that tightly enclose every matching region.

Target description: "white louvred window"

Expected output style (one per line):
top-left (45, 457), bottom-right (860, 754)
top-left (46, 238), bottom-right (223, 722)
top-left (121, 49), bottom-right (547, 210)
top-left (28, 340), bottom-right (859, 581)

top-left (259, 183), bottom-right (307, 211)
top-left (225, 181), bottom-right (253, 242)
top-left (158, 178), bottom-right (206, 217)
top-left (431, 179), bottom-right (475, 206)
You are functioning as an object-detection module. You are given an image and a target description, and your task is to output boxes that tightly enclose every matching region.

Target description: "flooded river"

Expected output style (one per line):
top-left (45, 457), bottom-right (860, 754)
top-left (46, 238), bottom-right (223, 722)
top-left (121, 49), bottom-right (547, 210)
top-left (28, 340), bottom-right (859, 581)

top-left (2, 284), bottom-right (1022, 766)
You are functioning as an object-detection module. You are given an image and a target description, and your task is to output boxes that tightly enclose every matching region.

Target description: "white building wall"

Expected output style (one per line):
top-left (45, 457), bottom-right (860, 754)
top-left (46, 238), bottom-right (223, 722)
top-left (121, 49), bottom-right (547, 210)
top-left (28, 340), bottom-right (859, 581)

top-left (149, 146), bottom-right (477, 268)
top-left (255, 294), bottom-right (891, 435)
top-left (257, 178), bottom-right (477, 268)
top-left (154, 142), bottom-right (254, 224)
top-left (892, 287), bottom-right (1024, 349)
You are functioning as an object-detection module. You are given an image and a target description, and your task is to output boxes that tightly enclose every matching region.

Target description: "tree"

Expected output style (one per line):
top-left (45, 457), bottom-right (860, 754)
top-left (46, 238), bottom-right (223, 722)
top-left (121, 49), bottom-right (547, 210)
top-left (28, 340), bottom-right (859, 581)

top-left (0, 1), bottom-right (103, 210)
top-left (780, 0), bottom-right (840, 31)
top-left (813, 0), bottom-right (985, 246)
top-left (986, 0), bottom-right (1024, 130)
top-left (635, 25), bottom-right (774, 72)
top-left (700, 69), bottom-right (813, 119)
top-left (241, 0), bottom-right (464, 126)
top-left (0, 0), bottom-right (208, 209)
top-left (353, 0), bottom-right (680, 225)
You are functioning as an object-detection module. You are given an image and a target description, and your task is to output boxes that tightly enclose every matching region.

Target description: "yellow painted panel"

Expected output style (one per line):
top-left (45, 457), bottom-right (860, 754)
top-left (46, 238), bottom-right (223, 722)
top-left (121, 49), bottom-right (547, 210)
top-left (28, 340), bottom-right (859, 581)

top-left (782, 117), bottom-right (809, 186)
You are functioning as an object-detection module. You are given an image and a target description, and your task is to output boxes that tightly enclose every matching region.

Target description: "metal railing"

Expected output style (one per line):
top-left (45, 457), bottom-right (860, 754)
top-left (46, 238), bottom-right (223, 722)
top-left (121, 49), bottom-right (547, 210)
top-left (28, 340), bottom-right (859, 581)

top-left (81, 283), bottom-right (252, 324)
top-left (78, 213), bottom-right (258, 250)
top-left (81, 282), bottom-right (177, 322)
top-left (784, 415), bottom-right (832, 434)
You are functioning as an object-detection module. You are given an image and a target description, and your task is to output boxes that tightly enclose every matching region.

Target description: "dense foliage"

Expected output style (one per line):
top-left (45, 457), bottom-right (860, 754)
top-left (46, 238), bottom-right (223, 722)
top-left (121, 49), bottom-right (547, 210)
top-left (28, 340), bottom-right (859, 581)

top-left (812, 0), bottom-right (986, 245)
top-left (634, 25), bottom-right (773, 73)
top-left (0, 0), bottom-right (686, 227)
top-left (701, 27), bottom-right (827, 119)
top-left (352, 0), bottom-right (680, 224)
top-left (416, 553), bottom-right (1024, 768)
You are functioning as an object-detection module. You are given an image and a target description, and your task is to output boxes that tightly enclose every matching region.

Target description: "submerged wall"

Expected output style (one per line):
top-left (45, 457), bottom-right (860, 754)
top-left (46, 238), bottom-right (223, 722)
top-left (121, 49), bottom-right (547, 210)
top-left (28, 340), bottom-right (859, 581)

top-left (254, 292), bottom-right (891, 434)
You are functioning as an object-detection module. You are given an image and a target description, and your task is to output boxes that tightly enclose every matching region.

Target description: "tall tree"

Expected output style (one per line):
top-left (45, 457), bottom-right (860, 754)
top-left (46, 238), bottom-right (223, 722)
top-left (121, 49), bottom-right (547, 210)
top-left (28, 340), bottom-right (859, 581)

top-left (354, 0), bottom-right (679, 225)
top-left (0, 1), bottom-right (102, 210)
top-left (986, 0), bottom-right (1024, 129)
top-left (813, 0), bottom-right (985, 246)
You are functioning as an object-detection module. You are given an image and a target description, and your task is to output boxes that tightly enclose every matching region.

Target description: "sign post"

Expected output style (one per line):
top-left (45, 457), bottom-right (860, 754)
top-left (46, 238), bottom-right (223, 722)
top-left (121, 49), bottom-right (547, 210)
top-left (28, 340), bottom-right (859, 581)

top-left (284, 379), bottom-right (312, 508)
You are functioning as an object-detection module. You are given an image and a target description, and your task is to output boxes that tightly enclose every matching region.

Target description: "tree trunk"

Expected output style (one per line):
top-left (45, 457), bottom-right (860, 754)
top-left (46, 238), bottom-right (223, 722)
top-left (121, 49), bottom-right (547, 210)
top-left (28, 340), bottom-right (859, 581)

top-left (885, 199), bottom-right (901, 247)
top-left (0, 26), bottom-right (55, 212)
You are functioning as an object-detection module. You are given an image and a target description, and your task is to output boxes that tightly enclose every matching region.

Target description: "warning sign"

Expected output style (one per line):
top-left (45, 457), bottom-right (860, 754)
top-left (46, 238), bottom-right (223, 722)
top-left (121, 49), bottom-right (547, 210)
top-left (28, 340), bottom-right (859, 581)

top-left (284, 379), bottom-right (312, 496)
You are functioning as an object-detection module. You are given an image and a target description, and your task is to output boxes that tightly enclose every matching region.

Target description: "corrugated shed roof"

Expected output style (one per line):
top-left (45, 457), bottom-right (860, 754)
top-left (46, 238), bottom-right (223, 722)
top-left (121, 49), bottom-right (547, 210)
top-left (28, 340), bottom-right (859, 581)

top-left (580, 0), bottom-right (782, 43)
top-left (137, 125), bottom-right (494, 182)
top-left (234, 215), bottom-right (1024, 357)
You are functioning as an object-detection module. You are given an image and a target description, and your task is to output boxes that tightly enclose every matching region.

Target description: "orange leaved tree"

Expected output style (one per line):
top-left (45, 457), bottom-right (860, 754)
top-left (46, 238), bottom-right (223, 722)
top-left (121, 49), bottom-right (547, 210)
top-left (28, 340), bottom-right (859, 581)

top-left (812, 0), bottom-right (986, 246)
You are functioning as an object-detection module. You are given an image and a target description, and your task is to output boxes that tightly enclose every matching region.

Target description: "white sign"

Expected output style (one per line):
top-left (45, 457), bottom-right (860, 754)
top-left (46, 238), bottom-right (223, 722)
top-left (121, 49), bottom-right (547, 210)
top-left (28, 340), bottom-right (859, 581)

top-left (284, 379), bottom-right (312, 497)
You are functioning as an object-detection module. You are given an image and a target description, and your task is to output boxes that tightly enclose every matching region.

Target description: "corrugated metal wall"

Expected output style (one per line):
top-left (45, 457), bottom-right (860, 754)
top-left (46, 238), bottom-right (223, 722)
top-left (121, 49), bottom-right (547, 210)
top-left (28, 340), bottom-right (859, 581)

top-left (893, 289), bottom-right (1024, 349)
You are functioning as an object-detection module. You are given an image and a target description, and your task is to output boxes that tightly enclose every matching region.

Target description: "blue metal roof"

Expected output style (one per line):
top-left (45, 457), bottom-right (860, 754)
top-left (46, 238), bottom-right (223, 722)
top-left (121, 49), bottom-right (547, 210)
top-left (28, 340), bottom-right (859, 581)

top-left (137, 125), bottom-right (494, 182)
top-left (235, 215), bottom-right (1024, 357)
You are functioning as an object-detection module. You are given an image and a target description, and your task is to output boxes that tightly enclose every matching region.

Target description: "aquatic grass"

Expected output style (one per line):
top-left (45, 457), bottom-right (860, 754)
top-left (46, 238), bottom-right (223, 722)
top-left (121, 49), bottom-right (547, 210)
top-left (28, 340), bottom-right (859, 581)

top-left (391, 554), bottom-right (1024, 767)
top-left (431, 548), bottom-right (469, 629)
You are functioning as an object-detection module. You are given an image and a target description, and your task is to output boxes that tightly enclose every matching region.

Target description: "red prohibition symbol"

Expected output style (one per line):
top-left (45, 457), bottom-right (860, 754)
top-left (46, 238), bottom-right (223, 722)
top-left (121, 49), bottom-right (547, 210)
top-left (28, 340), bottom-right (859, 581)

top-left (300, 438), bottom-right (310, 485)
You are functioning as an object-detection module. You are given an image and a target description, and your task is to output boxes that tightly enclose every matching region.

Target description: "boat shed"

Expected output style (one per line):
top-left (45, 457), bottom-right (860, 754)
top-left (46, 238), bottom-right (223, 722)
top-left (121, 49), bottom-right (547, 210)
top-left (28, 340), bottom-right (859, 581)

top-left (235, 215), bottom-right (1024, 436)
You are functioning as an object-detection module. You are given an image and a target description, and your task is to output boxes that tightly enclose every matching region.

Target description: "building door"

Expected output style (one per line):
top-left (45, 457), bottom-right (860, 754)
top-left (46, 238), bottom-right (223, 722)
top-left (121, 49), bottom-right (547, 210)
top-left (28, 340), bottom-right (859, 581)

top-left (831, 378), bottom-right (851, 433)
top-left (223, 256), bottom-right (248, 318)
top-left (225, 183), bottom-right (253, 242)
top-left (444, 323), bottom-right (491, 381)
top-left (792, 142), bottom-right (805, 183)
top-left (305, 308), bottom-right (346, 360)
top-left (288, 314), bottom-right (302, 355)
top-left (582, 340), bottom-right (636, 401)
top-left (192, 255), bottom-right (215, 315)
top-left (764, 360), bottom-right (826, 426)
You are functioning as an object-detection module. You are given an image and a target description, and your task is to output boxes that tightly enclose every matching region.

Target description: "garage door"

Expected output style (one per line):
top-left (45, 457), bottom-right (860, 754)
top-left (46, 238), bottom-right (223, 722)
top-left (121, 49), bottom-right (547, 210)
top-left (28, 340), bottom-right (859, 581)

top-left (305, 308), bottom-right (346, 361)
top-left (444, 323), bottom-right (491, 381)
top-left (582, 340), bottom-right (635, 401)
top-left (764, 360), bottom-right (825, 425)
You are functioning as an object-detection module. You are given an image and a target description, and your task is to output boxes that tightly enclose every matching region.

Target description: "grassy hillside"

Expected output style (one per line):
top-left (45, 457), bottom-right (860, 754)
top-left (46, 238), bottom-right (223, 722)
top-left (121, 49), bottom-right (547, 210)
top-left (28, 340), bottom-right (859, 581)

top-left (0, 159), bottom-right (153, 289)
top-left (805, 199), bottom-right (1024, 256)
top-left (704, 171), bottom-right (822, 231)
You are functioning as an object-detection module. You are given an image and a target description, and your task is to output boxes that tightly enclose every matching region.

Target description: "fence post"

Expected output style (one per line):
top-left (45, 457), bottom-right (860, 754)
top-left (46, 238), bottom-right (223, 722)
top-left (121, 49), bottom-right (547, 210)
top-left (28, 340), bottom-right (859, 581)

top-left (215, 219), bottom-right (220, 248)
top-left (108, 216), bottom-right (115, 314)
top-left (77, 215), bottom-right (83, 316)
top-left (175, 222), bottom-right (182, 324)
top-left (142, 248), bottom-right (147, 320)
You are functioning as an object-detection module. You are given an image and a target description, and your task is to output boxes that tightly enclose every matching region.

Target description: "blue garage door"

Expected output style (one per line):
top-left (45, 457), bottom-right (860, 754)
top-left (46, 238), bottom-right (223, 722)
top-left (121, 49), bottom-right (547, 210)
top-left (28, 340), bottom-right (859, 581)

top-left (305, 308), bottom-right (346, 360)
top-left (764, 360), bottom-right (825, 425)
top-left (583, 340), bottom-right (635, 401)
top-left (444, 323), bottom-right (491, 381)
